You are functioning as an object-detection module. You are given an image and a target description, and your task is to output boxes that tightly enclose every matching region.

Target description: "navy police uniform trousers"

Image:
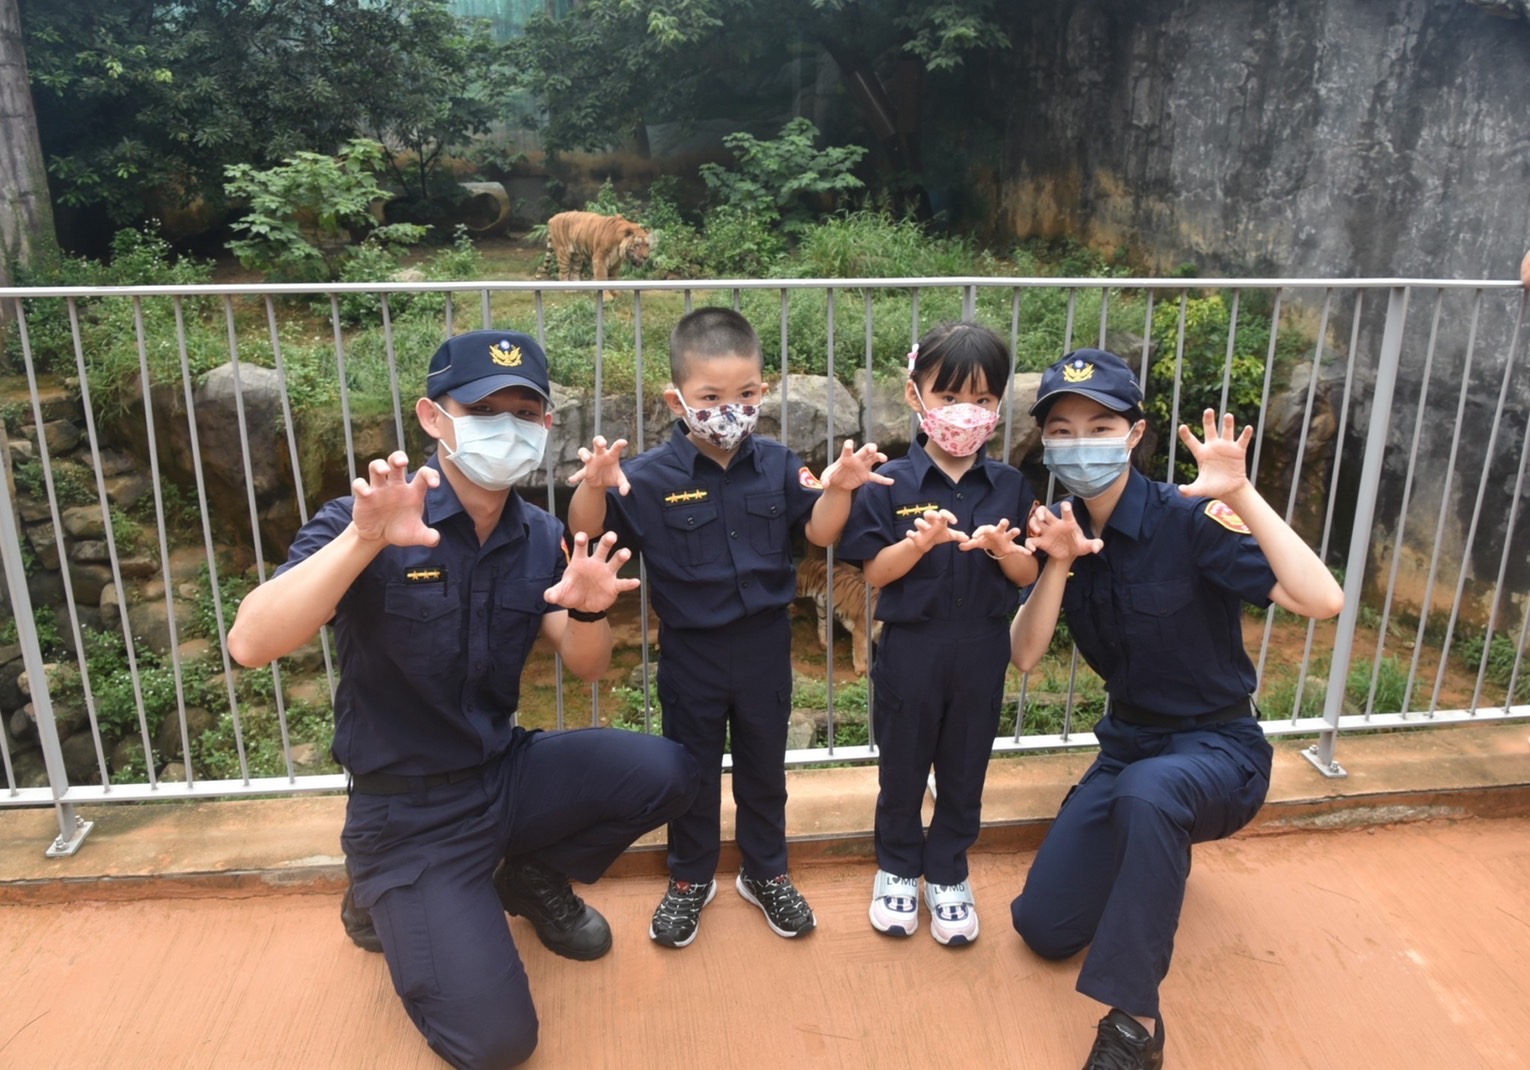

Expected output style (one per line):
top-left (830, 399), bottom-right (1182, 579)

top-left (657, 608), bottom-right (793, 883)
top-left (344, 726), bottom-right (696, 1070)
top-left (872, 618), bottom-right (1011, 884)
top-left (1011, 713), bottom-right (1272, 1021)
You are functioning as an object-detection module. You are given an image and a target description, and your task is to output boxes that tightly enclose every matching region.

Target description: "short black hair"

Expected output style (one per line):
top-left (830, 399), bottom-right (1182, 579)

top-left (669, 307), bottom-right (763, 383)
top-left (909, 321), bottom-right (1012, 398)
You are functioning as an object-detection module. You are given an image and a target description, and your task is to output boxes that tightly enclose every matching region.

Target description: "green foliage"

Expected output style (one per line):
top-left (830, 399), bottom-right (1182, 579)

top-left (792, 210), bottom-right (985, 280)
top-left (1146, 294), bottom-right (1271, 483)
top-left (1456, 630), bottom-right (1522, 689)
top-left (699, 118), bottom-right (867, 233)
top-left (225, 139), bottom-right (427, 281)
top-left (329, 225), bottom-right (484, 327)
top-left (6, 227), bottom-right (218, 401)
top-left (24, 0), bottom-right (512, 223)
top-left (194, 701), bottom-right (339, 780)
top-left (0, 605), bottom-right (68, 657)
top-left (1349, 655), bottom-right (1410, 714)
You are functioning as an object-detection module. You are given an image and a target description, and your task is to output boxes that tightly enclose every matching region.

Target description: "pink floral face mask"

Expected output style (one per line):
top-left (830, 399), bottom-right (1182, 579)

top-left (914, 384), bottom-right (1000, 457)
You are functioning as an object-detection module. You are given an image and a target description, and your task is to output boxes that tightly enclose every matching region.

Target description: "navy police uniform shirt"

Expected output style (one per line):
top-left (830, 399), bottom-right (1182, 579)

top-left (275, 455), bottom-right (566, 776)
top-left (838, 435), bottom-right (1036, 625)
top-left (1058, 468), bottom-right (1278, 717)
top-left (603, 424), bottom-right (820, 629)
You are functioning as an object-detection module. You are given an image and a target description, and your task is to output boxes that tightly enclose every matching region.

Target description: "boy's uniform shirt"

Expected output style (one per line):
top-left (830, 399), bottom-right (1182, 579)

top-left (275, 455), bottom-right (566, 776)
top-left (603, 424), bottom-right (821, 627)
top-left (1052, 467), bottom-right (1277, 718)
top-left (839, 435), bottom-right (1036, 625)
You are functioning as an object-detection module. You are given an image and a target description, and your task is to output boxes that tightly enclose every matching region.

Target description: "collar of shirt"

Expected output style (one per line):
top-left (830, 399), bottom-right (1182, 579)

top-left (906, 433), bottom-right (997, 489)
top-left (1073, 467), bottom-right (1152, 542)
top-left (669, 421), bottom-right (765, 476)
top-left (421, 452), bottom-right (529, 551)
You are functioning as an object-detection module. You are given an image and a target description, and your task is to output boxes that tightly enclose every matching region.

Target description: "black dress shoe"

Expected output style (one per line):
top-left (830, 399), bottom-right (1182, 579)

top-left (1083, 1009), bottom-right (1164, 1070)
top-left (494, 858), bottom-right (613, 961)
top-left (341, 884), bottom-right (383, 953)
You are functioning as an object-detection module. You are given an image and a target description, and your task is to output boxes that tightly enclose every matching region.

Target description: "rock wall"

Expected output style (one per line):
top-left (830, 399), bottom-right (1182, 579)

top-left (993, 0), bottom-right (1530, 625)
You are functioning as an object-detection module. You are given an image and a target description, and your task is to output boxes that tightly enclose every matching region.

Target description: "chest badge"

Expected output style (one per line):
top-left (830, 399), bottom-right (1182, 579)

top-left (664, 488), bottom-right (709, 505)
top-left (895, 501), bottom-right (942, 518)
top-left (1204, 500), bottom-right (1251, 534)
top-left (404, 566), bottom-right (446, 584)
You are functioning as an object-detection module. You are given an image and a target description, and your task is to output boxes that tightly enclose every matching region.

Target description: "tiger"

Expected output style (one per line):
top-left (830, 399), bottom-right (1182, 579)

top-left (796, 554), bottom-right (882, 676)
top-left (544, 210), bottom-right (652, 299)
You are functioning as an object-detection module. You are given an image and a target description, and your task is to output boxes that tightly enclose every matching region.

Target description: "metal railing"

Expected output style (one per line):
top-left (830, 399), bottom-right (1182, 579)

top-left (2, 274), bottom-right (1527, 856)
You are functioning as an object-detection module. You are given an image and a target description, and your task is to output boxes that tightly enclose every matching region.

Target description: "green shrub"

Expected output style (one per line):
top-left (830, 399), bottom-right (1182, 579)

top-left (699, 117), bottom-right (866, 233)
top-left (1456, 630), bottom-right (1521, 689)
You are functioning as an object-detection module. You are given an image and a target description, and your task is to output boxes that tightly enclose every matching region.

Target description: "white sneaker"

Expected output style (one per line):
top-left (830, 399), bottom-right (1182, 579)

top-left (925, 879), bottom-right (979, 946)
top-left (868, 870), bottom-right (920, 936)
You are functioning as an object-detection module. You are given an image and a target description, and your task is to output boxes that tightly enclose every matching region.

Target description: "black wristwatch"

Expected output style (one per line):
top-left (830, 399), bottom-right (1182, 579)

top-left (566, 607), bottom-right (608, 623)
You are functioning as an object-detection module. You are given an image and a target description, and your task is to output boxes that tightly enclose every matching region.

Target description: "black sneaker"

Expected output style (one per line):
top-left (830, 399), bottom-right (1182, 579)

top-left (494, 858), bottom-right (613, 961)
top-left (735, 871), bottom-right (816, 938)
top-left (340, 883), bottom-right (383, 953)
top-left (1082, 1009), bottom-right (1164, 1070)
top-left (649, 877), bottom-right (718, 948)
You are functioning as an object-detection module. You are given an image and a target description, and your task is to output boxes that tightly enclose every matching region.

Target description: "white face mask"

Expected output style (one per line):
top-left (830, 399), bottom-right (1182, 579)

top-left (678, 398), bottom-right (759, 452)
top-left (435, 404), bottom-right (547, 490)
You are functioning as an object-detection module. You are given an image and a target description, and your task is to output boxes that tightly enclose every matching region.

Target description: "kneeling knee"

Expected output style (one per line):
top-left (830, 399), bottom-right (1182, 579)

top-left (457, 1018), bottom-right (538, 1070)
top-left (1012, 896), bottom-right (1090, 961)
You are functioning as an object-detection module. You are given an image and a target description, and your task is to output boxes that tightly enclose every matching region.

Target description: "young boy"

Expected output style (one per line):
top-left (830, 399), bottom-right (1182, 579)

top-left (567, 306), bottom-right (890, 948)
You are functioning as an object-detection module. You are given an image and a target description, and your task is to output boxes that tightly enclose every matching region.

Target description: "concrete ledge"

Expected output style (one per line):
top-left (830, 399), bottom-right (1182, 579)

top-left (2, 721), bottom-right (1525, 903)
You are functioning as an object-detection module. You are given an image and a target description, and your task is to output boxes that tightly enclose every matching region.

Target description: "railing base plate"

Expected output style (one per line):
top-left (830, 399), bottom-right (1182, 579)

top-left (47, 818), bottom-right (94, 858)
top-left (1302, 746), bottom-right (1349, 779)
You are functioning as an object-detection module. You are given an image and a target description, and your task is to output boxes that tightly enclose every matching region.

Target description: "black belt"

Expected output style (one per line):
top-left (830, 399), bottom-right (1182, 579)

top-left (1109, 697), bottom-right (1254, 729)
top-left (349, 761), bottom-right (490, 796)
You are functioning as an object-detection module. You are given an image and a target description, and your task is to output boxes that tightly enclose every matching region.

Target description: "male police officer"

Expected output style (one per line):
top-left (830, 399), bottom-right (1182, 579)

top-left (229, 330), bottom-right (697, 1069)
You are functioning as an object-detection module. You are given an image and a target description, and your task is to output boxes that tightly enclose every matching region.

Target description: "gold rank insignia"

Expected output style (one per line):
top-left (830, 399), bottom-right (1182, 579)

top-left (491, 341), bottom-right (523, 367)
top-left (664, 488), bottom-right (709, 505)
top-left (895, 501), bottom-right (942, 518)
top-left (1062, 357), bottom-right (1096, 383)
top-left (798, 466), bottom-right (823, 491)
top-left (405, 566), bottom-right (446, 584)
top-left (1204, 500), bottom-right (1251, 534)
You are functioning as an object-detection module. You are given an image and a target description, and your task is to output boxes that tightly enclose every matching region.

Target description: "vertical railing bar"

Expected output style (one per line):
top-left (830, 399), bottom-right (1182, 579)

top-left (2, 299), bottom-right (88, 850)
top-left (1404, 291), bottom-right (1483, 713)
top-left (131, 297), bottom-right (195, 785)
top-left (381, 295), bottom-right (407, 452)
top-left (1308, 288), bottom-right (1404, 777)
top-left (224, 295), bottom-right (280, 780)
top-left (1219, 289), bottom-right (1240, 414)
top-left (824, 287), bottom-right (836, 754)
top-left (779, 289), bottom-right (790, 446)
top-left (1429, 288), bottom-right (1520, 716)
top-left (445, 292), bottom-right (454, 337)
top-left (1365, 289), bottom-right (1445, 717)
top-left (589, 295), bottom-right (604, 727)
top-left (532, 307), bottom-right (564, 730)
top-left (1097, 285), bottom-right (1110, 347)
top-left (634, 292), bottom-right (654, 734)
top-left (25, 299), bottom-right (110, 786)
top-left (1470, 300), bottom-right (1530, 712)
top-left (481, 287), bottom-right (492, 329)
top-left (1248, 289), bottom-right (1283, 686)
top-left (1164, 293), bottom-right (1189, 480)
top-left (329, 295), bottom-right (359, 486)
top-left (863, 289), bottom-right (877, 727)
top-left (1004, 288), bottom-right (1021, 462)
top-left (175, 298), bottom-right (248, 781)
top-left (266, 297), bottom-right (339, 704)
top-left (963, 283), bottom-right (976, 321)
top-left (1063, 288), bottom-right (1077, 353)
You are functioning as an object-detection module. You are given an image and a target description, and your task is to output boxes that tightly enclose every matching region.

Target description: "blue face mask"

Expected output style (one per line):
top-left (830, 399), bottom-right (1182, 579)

top-left (1042, 436), bottom-right (1132, 498)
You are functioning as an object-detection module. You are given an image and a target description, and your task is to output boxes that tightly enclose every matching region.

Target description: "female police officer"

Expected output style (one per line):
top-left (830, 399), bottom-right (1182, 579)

top-left (1010, 349), bottom-right (1343, 1070)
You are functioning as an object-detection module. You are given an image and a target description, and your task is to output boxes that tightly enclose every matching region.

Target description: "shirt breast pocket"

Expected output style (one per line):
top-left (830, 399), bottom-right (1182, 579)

top-left (1122, 579), bottom-right (1201, 669)
top-left (662, 502), bottom-right (723, 566)
top-left (382, 583), bottom-right (463, 675)
top-left (491, 578), bottom-right (551, 695)
top-left (745, 492), bottom-right (788, 557)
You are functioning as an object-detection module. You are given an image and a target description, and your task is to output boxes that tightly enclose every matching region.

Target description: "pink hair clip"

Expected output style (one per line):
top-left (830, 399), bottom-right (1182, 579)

top-left (906, 343), bottom-right (919, 374)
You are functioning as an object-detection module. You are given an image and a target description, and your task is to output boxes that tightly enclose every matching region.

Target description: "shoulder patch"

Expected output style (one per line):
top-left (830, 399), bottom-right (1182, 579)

top-left (1204, 499), bottom-right (1251, 534)
top-left (663, 488), bottom-right (709, 506)
top-left (798, 465), bottom-right (823, 491)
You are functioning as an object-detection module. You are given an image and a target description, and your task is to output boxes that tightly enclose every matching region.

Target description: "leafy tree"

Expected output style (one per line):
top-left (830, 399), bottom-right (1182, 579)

top-left (21, 0), bottom-right (510, 224)
top-left (506, 0), bottom-right (1010, 158)
top-left (698, 117), bottom-right (866, 231)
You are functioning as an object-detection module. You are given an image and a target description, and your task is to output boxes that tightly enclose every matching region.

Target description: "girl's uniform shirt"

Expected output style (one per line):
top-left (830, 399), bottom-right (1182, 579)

top-left (839, 436), bottom-right (1036, 626)
top-left (1058, 468), bottom-right (1278, 718)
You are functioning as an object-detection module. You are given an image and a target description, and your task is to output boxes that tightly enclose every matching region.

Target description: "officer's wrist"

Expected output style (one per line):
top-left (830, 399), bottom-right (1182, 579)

top-left (566, 607), bottom-right (608, 623)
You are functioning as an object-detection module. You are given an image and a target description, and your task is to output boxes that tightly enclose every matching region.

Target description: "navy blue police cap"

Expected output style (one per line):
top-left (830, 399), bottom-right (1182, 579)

top-left (426, 330), bottom-right (551, 404)
top-left (1030, 348), bottom-right (1143, 417)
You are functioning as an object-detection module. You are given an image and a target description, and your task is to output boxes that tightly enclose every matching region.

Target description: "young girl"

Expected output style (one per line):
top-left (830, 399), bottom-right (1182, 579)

top-left (838, 321), bottom-right (1040, 945)
top-left (1011, 348), bottom-right (1343, 1069)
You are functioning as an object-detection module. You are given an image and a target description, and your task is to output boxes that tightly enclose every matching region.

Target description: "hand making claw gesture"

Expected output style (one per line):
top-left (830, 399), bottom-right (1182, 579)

top-left (906, 508), bottom-right (967, 553)
top-left (568, 435), bottom-right (631, 496)
top-left (543, 531), bottom-right (640, 615)
top-left (818, 439), bottom-right (895, 492)
top-left (1024, 501), bottom-right (1104, 563)
top-left (1176, 409), bottom-right (1254, 501)
top-left (351, 451), bottom-right (440, 548)
top-left (959, 518), bottom-right (1031, 559)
